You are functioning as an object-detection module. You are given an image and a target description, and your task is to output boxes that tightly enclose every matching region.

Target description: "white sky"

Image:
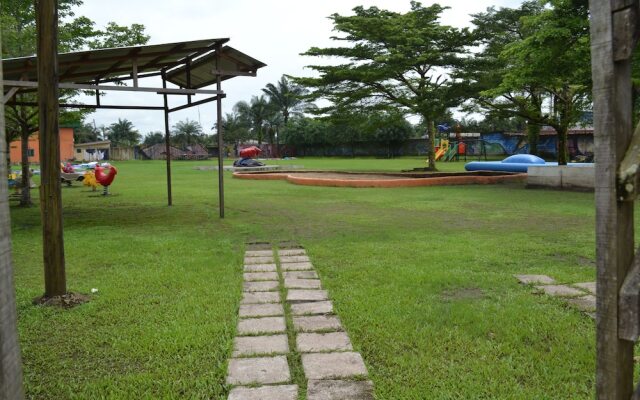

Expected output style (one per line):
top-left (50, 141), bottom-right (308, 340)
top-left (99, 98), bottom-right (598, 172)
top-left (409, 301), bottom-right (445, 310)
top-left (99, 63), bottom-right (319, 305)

top-left (75, 0), bottom-right (522, 136)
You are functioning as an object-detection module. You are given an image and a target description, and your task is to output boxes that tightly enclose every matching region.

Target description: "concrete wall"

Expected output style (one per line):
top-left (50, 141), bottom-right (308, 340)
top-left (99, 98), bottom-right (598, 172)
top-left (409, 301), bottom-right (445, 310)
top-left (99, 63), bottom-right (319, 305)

top-left (527, 165), bottom-right (595, 190)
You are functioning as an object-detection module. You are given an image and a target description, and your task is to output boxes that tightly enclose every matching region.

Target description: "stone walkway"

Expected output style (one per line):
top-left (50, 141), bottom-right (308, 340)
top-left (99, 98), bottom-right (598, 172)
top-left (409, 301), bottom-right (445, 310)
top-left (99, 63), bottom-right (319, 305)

top-left (514, 274), bottom-right (596, 318)
top-left (227, 244), bottom-right (374, 400)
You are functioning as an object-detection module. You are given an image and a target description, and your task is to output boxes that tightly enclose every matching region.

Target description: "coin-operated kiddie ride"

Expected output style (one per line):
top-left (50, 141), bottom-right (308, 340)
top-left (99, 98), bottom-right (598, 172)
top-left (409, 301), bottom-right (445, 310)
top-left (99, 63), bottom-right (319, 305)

top-left (233, 146), bottom-right (265, 168)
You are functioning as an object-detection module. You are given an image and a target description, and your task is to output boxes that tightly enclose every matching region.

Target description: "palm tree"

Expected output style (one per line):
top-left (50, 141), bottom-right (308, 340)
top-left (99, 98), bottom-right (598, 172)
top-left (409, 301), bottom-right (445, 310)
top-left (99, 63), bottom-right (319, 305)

top-left (262, 75), bottom-right (312, 124)
top-left (172, 119), bottom-right (204, 148)
top-left (234, 96), bottom-right (271, 145)
top-left (107, 119), bottom-right (141, 147)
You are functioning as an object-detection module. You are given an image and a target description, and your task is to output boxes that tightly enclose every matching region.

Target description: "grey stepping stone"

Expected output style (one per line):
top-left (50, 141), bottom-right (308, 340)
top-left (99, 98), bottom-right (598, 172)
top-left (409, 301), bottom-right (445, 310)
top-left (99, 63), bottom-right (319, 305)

top-left (284, 271), bottom-right (318, 279)
top-left (280, 255), bottom-right (311, 263)
top-left (244, 264), bottom-right (277, 272)
top-left (297, 332), bottom-right (353, 353)
top-left (228, 385), bottom-right (298, 400)
top-left (233, 334), bottom-right (289, 357)
top-left (281, 262), bottom-right (314, 271)
top-left (535, 285), bottom-right (584, 297)
top-left (243, 281), bottom-right (280, 292)
top-left (241, 292), bottom-right (280, 305)
top-left (284, 278), bottom-right (322, 289)
top-left (573, 282), bottom-right (596, 294)
top-left (244, 250), bottom-right (274, 257)
top-left (307, 380), bottom-right (374, 400)
top-left (293, 315), bottom-right (343, 332)
top-left (291, 301), bottom-right (333, 316)
top-left (278, 249), bottom-right (307, 256)
top-left (240, 303), bottom-right (284, 318)
top-left (244, 256), bottom-right (275, 264)
top-left (226, 356), bottom-right (290, 385)
top-left (514, 274), bottom-right (556, 285)
top-left (301, 352), bottom-right (368, 380)
top-left (567, 295), bottom-right (596, 312)
top-left (244, 272), bottom-right (279, 281)
top-left (287, 289), bottom-right (328, 303)
top-left (238, 316), bottom-right (286, 335)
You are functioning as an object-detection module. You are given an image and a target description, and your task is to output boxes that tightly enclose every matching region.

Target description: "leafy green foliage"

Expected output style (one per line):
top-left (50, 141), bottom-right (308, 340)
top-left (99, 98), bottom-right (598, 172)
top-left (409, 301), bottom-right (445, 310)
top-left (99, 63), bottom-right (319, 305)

top-left (296, 2), bottom-right (473, 168)
top-left (234, 96), bottom-right (273, 145)
top-left (142, 131), bottom-right (165, 147)
top-left (171, 119), bottom-right (205, 148)
top-left (262, 75), bottom-right (313, 124)
top-left (107, 118), bottom-right (141, 147)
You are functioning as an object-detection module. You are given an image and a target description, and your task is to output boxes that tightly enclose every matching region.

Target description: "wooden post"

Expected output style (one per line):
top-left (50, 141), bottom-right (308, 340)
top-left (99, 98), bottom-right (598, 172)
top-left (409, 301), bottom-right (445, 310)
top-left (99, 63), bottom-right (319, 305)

top-left (162, 72), bottom-right (172, 206)
top-left (216, 47), bottom-right (224, 218)
top-left (0, 28), bottom-right (25, 400)
top-left (589, 1), bottom-right (635, 398)
top-left (37, 0), bottom-right (66, 297)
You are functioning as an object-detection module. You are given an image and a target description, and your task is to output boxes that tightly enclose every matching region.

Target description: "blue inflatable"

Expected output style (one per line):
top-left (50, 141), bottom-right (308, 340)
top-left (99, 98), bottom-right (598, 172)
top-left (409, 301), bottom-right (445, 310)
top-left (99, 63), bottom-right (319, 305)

top-left (465, 155), bottom-right (591, 173)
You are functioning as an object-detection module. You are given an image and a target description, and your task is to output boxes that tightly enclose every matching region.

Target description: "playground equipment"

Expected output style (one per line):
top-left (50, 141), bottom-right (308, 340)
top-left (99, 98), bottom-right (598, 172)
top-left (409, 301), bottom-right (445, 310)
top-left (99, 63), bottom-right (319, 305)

top-left (83, 170), bottom-right (98, 191)
top-left (233, 146), bottom-right (265, 168)
top-left (94, 164), bottom-right (118, 195)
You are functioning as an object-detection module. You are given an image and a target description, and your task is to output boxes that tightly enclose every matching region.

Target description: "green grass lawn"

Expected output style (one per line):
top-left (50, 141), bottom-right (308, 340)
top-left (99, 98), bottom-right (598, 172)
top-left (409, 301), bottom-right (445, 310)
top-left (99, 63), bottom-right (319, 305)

top-left (9, 157), bottom-right (615, 399)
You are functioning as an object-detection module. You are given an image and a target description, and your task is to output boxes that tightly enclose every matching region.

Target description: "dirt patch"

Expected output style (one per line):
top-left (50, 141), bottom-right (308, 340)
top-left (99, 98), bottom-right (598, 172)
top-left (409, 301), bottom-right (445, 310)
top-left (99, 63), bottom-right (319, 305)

top-left (33, 292), bottom-right (90, 308)
top-left (278, 241), bottom-right (303, 249)
top-left (440, 287), bottom-right (485, 302)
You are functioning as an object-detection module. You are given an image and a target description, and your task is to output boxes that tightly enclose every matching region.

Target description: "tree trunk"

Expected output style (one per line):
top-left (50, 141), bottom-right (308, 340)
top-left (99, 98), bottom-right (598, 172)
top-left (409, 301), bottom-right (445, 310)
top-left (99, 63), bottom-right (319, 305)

top-left (19, 123), bottom-right (32, 207)
top-left (526, 123), bottom-right (540, 156)
top-left (426, 120), bottom-right (436, 170)
top-left (0, 29), bottom-right (25, 400)
top-left (556, 125), bottom-right (569, 165)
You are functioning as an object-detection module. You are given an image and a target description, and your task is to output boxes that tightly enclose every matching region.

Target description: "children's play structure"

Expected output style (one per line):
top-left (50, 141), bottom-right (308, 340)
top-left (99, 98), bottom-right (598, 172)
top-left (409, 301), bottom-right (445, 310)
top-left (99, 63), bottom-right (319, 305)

top-left (233, 145), bottom-right (265, 168)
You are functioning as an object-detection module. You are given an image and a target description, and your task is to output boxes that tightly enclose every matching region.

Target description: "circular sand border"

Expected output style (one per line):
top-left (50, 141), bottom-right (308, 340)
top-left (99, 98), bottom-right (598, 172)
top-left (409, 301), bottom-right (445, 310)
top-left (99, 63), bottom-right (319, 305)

top-left (233, 170), bottom-right (526, 188)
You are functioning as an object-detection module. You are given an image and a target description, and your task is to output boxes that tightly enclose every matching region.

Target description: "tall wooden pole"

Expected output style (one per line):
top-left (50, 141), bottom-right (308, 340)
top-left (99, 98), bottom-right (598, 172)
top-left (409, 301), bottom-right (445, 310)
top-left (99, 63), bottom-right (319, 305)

top-left (589, 2), bottom-right (634, 398)
top-left (37, 0), bottom-right (66, 297)
top-left (162, 72), bottom-right (172, 206)
top-left (0, 29), bottom-right (25, 400)
top-left (216, 47), bottom-right (224, 218)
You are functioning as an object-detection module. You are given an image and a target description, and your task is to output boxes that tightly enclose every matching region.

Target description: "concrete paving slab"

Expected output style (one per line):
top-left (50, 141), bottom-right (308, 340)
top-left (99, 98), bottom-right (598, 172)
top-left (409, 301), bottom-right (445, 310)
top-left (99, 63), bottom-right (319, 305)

top-left (244, 264), bottom-right (277, 272)
top-left (297, 332), bottom-right (352, 353)
top-left (244, 272), bottom-right (279, 281)
top-left (278, 249), bottom-right (307, 256)
top-left (535, 285), bottom-right (584, 297)
top-left (514, 274), bottom-right (556, 285)
top-left (244, 256), bottom-right (275, 264)
top-left (291, 301), bottom-right (333, 316)
top-left (239, 303), bottom-right (284, 318)
top-left (243, 281), bottom-right (280, 292)
top-left (233, 334), bottom-right (289, 357)
top-left (573, 282), bottom-right (596, 294)
top-left (293, 315), bottom-right (343, 332)
top-left (280, 255), bottom-right (311, 263)
top-left (228, 385), bottom-right (298, 400)
top-left (301, 352), bottom-right (368, 380)
top-left (284, 278), bottom-right (322, 289)
top-left (238, 316), bottom-right (286, 335)
top-left (244, 250), bottom-right (274, 258)
top-left (567, 295), bottom-right (596, 312)
top-left (307, 380), bottom-right (374, 400)
top-left (226, 356), bottom-right (290, 385)
top-left (241, 292), bottom-right (280, 305)
top-left (287, 289), bottom-right (328, 303)
top-left (281, 262), bottom-right (314, 271)
top-left (284, 271), bottom-right (318, 279)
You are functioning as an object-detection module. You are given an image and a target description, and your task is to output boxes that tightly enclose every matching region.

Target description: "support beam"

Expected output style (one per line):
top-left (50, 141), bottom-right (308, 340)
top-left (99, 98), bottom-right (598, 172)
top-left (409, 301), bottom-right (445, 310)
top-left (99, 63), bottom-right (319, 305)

top-left (0, 25), bottom-right (24, 400)
top-left (2, 80), bottom-right (223, 95)
top-left (7, 101), bottom-right (165, 111)
top-left (162, 72), bottom-right (172, 206)
top-left (167, 94), bottom-right (225, 113)
top-left (589, 1), bottom-right (635, 398)
top-left (37, 0), bottom-right (66, 298)
top-left (216, 47), bottom-right (225, 219)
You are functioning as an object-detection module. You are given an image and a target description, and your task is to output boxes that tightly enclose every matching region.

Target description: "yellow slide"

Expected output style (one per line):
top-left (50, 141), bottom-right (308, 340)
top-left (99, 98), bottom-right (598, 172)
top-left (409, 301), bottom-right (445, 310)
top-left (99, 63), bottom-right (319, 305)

top-left (435, 148), bottom-right (446, 161)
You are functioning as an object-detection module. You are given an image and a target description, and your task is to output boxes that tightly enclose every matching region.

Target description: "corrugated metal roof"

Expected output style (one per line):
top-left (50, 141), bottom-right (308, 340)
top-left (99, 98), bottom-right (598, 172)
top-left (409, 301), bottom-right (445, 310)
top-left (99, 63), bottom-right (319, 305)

top-left (166, 46), bottom-right (267, 88)
top-left (2, 38), bottom-right (238, 84)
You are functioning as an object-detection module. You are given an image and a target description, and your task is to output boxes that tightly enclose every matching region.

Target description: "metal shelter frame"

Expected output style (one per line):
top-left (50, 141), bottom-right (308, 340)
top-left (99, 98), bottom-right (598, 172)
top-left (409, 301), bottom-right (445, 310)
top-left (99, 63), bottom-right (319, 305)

top-left (2, 37), bottom-right (266, 212)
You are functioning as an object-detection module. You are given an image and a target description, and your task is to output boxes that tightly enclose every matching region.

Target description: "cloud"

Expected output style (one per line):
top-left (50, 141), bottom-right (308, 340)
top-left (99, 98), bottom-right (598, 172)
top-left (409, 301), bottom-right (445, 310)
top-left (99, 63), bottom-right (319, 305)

top-left (75, 0), bottom-right (523, 134)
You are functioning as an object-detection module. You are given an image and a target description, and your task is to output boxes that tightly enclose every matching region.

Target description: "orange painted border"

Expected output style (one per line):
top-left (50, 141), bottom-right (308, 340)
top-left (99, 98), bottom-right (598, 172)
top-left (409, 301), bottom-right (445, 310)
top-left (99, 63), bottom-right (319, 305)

top-left (233, 172), bottom-right (527, 188)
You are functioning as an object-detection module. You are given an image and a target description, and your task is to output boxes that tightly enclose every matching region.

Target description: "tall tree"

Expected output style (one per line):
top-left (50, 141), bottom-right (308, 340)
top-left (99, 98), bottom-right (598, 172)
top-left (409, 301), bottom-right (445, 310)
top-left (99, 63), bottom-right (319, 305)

top-left (1, 0), bottom-right (149, 205)
top-left (220, 112), bottom-right (252, 149)
top-left (295, 2), bottom-right (472, 169)
top-left (262, 75), bottom-right (312, 125)
top-left (234, 96), bottom-right (272, 145)
top-left (142, 131), bottom-right (164, 147)
top-left (107, 118), bottom-right (141, 147)
top-left (172, 119), bottom-right (205, 148)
